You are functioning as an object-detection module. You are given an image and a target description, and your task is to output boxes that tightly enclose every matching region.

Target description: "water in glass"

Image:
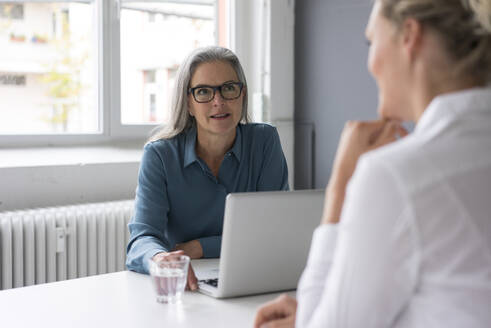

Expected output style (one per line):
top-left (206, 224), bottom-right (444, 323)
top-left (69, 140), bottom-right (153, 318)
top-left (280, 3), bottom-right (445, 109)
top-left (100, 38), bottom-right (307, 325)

top-left (152, 267), bottom-right (187, 303)
top-left (149, 255), bottom-right (189, 304)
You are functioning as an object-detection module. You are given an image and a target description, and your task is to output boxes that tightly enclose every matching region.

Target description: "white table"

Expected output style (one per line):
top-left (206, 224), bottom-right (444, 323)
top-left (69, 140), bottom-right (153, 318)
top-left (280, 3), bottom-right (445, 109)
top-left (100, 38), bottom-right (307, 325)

top-left (0, 259), bottom-right (294, 328)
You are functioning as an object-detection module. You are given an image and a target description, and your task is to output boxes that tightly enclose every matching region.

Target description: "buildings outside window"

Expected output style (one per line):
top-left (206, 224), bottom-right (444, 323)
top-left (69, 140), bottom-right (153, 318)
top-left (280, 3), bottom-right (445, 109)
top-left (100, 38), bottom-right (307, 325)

top-left (0, 0), bottom-right (223, 135)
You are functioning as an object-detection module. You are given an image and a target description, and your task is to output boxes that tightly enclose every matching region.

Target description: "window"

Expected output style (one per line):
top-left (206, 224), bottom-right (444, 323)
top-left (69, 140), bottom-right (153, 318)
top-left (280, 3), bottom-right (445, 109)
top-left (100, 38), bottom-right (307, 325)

top-left (0, 0), bottom-right (294, 149)
top-left (0, 0), bottom-right (226, 144)
top-left (0, 74), bottom-right (26, 86)
top-left (120, 1), bottom-right (220, 126)
top-left (0, 1), bottom-right (97, 135)
top-left (0, 3), bottom-right (24, 19)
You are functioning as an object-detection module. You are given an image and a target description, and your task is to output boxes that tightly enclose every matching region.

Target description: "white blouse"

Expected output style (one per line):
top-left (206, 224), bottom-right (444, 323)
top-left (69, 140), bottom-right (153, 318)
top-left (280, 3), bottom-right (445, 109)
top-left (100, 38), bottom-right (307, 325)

top-left (296, 87), bottom-right (491, 328)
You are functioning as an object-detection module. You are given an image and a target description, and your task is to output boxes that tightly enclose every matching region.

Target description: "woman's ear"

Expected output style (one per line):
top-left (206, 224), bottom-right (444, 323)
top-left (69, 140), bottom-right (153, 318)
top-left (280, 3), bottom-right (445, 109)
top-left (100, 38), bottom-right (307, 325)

top-left (401, 17), bottom-right (423, 61)
top-left (188, 102), bottom-right (195, 117)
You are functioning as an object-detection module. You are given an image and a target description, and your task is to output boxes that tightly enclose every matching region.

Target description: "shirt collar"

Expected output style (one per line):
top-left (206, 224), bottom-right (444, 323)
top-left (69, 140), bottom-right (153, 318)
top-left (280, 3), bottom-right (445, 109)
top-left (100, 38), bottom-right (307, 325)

top-left (183, 124), bottom-right (243, 168)
top-left (415, 86), bottom-right (491, 136)
top-left (228, 124), bottom-right (242, 162)
top-left (184, 127), bottom-right (198, 168)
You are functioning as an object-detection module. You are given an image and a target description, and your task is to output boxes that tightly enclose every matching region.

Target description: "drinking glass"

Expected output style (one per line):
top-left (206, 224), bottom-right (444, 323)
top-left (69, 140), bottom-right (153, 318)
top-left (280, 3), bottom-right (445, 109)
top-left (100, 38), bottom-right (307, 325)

top-left (148, 255), bottom-right (190, 303)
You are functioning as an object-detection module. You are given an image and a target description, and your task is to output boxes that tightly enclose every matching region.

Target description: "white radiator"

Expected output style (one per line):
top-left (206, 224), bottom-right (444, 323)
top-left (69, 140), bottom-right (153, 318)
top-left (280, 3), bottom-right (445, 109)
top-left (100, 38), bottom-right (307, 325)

top-left (0, 200), bottom-right (133, 290)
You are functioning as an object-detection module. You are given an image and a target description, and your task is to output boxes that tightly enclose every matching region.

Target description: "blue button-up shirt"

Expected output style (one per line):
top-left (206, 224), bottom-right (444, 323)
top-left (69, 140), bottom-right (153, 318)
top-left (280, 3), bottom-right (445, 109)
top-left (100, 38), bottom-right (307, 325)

top-left (126, 123), bottom-right (289, 274)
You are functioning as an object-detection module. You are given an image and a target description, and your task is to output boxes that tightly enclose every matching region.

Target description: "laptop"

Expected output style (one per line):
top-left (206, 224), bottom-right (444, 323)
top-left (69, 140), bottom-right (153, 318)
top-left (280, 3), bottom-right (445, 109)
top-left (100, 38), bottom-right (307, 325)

top-left (196, 189), bottom-right (325, 298)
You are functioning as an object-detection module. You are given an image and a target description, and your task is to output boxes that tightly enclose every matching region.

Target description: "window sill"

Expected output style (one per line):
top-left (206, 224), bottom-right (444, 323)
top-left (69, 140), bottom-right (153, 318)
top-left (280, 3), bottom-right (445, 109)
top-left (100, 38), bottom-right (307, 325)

top-left (0, 142), bottom-right (144, 168)
top-left (0, 143), bottom-right (144, 212)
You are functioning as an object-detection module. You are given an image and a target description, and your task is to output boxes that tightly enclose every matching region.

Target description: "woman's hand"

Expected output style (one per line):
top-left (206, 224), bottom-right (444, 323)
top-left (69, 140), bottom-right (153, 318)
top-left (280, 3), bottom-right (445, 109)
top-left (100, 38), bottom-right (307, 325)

top-left (322, 119), bottom-right (408, 224)
top-left (254, 294), bottom-right (297, 328)
top-left (174, 239), bottom-right (204, 259)
top-left (152, 250), bottom-right (199, 291)
top-left (154, 240), bottom-right (203, 291)
top-left (331, 119), bottom-right (407, 186)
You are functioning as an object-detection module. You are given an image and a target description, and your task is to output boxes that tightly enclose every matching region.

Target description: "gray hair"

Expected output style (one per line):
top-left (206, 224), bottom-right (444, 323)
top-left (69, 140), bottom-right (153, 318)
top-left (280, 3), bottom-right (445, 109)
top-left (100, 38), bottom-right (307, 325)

top-left (148, 46), bottom-right (250, 142)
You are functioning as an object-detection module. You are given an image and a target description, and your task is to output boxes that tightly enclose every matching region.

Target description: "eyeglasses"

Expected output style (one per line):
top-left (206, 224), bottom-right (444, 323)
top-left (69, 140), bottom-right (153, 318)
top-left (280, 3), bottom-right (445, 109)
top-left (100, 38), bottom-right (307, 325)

top-left (188, 82), bottom-right (244, 103)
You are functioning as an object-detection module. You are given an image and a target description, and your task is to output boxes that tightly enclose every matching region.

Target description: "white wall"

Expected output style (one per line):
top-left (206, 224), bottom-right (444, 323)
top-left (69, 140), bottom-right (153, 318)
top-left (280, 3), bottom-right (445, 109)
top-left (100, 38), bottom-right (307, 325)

top-left (232, 0), bottom-right (295, 187)
top-left (0, 163), bottom-right (138, 212)
top-left (0, 146), bottom-right (141, 212)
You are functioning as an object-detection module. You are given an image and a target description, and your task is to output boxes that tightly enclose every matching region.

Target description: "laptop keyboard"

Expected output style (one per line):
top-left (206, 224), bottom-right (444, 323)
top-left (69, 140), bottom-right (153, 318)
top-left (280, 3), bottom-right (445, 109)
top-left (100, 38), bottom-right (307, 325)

top-left (200, 278), bottom-right (218, 287)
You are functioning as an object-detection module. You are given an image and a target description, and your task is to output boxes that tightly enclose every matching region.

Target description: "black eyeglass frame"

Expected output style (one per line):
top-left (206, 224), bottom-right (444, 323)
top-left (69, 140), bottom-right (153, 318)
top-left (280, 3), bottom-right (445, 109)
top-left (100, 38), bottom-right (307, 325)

top-left (188, 82), bottom-right (244, 103)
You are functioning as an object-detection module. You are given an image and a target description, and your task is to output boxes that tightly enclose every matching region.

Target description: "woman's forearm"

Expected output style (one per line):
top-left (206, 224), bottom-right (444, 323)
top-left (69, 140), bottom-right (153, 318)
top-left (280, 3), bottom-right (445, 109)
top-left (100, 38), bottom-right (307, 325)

top-left (321, 173), bottom-right (348, 225)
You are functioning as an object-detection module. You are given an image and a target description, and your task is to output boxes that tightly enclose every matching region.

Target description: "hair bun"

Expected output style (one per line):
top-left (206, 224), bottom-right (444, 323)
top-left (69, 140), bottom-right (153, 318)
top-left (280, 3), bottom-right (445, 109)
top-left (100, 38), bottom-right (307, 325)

top-left (467, 0), bottom-right (491, 33)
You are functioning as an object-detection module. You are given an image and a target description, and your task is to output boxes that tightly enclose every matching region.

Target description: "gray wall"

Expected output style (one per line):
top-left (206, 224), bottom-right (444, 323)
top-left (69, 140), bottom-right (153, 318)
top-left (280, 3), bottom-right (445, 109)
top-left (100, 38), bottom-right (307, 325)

top-left (294, 0), bottom-right (378, 189)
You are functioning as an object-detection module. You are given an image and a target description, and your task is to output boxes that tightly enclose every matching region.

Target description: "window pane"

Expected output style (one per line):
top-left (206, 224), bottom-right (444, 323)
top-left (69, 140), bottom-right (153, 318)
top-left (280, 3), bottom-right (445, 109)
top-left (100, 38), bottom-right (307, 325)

top-left (120, 0), bottom-right (226, 125)
top-left (0, 1), bottom-right (98, 135)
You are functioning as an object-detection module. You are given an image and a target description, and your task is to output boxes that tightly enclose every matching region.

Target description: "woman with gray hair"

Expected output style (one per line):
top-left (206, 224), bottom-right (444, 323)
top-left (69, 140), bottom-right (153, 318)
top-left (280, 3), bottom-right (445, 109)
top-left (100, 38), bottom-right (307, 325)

top-left (126, 46), bottom-right (289, 288)
top-left (255, 0), bottom-right (491, 327)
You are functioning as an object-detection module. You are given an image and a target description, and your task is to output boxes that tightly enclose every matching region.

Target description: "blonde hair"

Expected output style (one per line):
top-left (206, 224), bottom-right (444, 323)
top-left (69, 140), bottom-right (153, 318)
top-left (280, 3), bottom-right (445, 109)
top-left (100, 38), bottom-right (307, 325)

top-left (148, 46), bottom-right (250, 142)
top-left (379, 0), bottom-right (491, 83)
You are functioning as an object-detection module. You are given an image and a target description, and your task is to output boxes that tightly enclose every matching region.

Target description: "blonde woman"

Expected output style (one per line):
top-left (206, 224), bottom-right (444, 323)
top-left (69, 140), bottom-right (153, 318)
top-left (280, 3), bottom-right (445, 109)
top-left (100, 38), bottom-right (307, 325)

top-left (126, 47), bottom-right (289, 289)
top-left (255, 0), bottom-right (491, 327)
